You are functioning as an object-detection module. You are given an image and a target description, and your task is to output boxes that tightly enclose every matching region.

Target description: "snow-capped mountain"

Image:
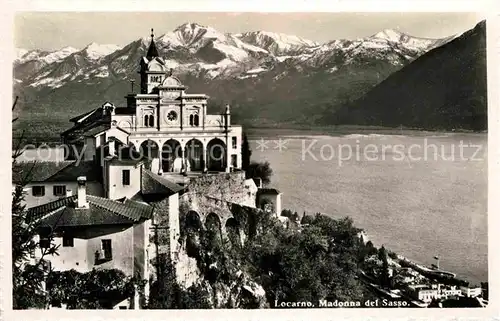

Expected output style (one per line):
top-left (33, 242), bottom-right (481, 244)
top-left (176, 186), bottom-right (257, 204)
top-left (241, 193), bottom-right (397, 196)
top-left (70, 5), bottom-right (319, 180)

top-left (368, 29), bottom-right (457, 51)
top-left (14, 21), bottom-right (475, 136)
top-left (15, 46), bottom-right (79, 65)
top-left (235, 31), bottom-right (319, 55)
top-left (83, 43), bottom-right (122, 60)
top-left (15, 22), bottom-right (455, 89)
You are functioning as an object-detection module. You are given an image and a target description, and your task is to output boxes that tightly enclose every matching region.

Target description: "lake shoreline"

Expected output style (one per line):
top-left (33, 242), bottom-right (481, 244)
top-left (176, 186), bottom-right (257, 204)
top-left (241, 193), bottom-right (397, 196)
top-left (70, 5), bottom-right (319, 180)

top-left (244, 125), bottom-right (487, 139)
top-left (13, 125), bottom-right (487, 147)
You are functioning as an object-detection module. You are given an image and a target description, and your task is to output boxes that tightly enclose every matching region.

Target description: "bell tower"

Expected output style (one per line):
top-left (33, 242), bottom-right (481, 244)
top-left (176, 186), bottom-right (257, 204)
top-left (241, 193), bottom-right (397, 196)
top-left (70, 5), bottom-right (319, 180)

top-left (140, 28), bottom-right (165, 94)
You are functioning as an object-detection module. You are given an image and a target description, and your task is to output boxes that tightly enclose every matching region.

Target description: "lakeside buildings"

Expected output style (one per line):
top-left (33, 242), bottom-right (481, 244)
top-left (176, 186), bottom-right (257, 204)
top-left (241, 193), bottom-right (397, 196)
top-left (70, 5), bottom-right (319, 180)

top-left (14, 31), bottom-right (282, 309)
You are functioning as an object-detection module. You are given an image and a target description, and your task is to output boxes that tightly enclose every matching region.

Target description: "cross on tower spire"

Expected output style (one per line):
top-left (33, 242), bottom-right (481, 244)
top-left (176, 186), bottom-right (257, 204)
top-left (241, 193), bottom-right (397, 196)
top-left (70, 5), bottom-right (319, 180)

top-left (146, 28), bottom-right (159, 61)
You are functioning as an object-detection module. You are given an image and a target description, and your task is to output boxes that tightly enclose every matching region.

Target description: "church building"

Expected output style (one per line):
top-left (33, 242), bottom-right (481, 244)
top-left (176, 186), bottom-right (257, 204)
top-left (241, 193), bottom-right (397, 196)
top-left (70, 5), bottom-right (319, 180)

top-left (62, 29), bottom-right (242, 176)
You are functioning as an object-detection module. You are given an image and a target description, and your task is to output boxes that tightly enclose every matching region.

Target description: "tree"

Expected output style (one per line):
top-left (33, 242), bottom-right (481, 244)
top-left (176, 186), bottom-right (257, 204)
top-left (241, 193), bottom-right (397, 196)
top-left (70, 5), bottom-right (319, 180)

top-left (378, 246), bottom-right (391, 288)
top-left (46, 269), bottom-right (137, 309)
top-left (245, 161), bottom-right (273, 186)
top-left (243, 212), bottom-right (368, 305)
top-left (12, 96), bottom-right (60, 309)
top-left (241, 131), bottom-right (252, 171)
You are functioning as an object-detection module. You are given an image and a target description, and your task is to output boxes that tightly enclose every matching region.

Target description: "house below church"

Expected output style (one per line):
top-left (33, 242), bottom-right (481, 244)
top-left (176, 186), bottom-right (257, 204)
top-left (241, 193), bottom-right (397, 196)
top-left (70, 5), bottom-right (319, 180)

top-left (12, 160), bottom-right (103, 207)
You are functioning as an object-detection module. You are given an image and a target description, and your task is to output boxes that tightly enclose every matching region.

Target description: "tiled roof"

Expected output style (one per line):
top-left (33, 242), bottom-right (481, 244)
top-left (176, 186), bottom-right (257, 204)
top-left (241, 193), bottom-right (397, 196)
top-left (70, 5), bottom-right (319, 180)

top-left (141, 168), bottom-right (185, 196)
top-left (37, 205), bottom-right (135, 227)
top-left (28, 194), bottom-right (154, 228)
top-left (88, 195), bottom-right (153, 221)
top-left (13, 161), bottom-right (74, 184)
top-left (69, 109), bottom-right (97, 123)
top-left (46, 160), bottom-right (102, 183)
top-left (82, 124), bottom-right (110, 137)
top-left (27, 195), bottom-right (78, 222)
top-left (61, 118), bottom-right (110, 141)
top-left (13, 161), bottom-right (102, 184)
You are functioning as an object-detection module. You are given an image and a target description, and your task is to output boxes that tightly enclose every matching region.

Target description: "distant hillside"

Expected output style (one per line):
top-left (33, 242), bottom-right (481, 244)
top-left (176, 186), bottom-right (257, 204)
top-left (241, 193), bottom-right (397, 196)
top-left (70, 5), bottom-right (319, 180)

top-left (334, 21), bottom-right (487, 131)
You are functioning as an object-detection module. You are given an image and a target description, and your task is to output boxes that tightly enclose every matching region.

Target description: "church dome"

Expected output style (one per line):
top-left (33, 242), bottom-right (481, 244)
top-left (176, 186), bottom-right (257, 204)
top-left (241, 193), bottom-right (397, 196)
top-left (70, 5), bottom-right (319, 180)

top-left (162, 76), bottom-right (182, 87)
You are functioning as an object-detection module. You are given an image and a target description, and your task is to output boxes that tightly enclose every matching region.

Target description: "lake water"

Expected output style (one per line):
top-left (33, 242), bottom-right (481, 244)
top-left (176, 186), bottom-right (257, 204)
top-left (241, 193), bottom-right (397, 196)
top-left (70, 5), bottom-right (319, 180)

top-left (250, 131), bottom-right (488, 285)
top-left (15, 131), bottom-right (488, 284)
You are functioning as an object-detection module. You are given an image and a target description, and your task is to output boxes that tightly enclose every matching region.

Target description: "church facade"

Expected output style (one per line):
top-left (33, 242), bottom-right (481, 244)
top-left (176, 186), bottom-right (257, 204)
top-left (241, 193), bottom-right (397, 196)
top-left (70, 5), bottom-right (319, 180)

top-left (63, 30), bottom-right (242, 175)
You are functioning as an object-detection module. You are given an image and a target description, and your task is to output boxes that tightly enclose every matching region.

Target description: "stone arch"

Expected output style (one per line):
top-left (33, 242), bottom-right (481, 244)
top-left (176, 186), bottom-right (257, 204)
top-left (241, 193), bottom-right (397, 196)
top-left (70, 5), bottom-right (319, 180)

top-left (204, 212), bottom-right (223, 245)
top-left (144, 114), bottom-right (155, 127)
top-left (225, 217), bottom-right (241, 247)
top-left (205, 212), bottom-right (222, 232)
top-left (142, 107), bottom-right (155, 128)
top-left (140, 139), bottom-right (159, 171)
top-left (189, 113), bottom-right (200, 127)
top-left (185, 139), bottom-right (203, 172)
top-left (184, 210), bottom-right (202, 258)
top-left (207, 138), bottom-right (227, 172)
top-left (161, 139), bottom-right (182, 173)
top-left (117, 121), bottom-right (132, 131)
top-left (185, 210), bottom-right (202, 231)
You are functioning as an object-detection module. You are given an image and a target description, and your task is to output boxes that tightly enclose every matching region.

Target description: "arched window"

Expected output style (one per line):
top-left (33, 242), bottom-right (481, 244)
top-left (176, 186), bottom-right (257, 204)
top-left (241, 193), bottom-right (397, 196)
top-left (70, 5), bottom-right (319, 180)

top-left (144, 115), bottom-right (149, 127)
top-left (194, 114), bottom-right (200, 126)
top-left (149, 115), bottom-right (155, 127)
top-left (189, 114), bottom-right (194, 126)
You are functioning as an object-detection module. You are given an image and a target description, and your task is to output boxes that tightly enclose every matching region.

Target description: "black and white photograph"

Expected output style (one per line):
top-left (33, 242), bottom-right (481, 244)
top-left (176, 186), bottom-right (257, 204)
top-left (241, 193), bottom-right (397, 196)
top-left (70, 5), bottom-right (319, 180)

top-left (6, 5), bottom-right (495, 315)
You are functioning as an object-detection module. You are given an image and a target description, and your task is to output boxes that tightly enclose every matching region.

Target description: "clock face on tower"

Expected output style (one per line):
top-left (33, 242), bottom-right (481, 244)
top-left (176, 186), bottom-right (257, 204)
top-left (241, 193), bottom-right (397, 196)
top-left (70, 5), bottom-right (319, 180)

top-left (164, 110), bottom-right (178, 123)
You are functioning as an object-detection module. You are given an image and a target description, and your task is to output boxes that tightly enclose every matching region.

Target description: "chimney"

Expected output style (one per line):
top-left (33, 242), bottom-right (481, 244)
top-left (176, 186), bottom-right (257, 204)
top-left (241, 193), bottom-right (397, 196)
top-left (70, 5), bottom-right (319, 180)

top-left (66, 189), bottom-right (73, 197)
top-left (77, 176), bottom-right (89, 208)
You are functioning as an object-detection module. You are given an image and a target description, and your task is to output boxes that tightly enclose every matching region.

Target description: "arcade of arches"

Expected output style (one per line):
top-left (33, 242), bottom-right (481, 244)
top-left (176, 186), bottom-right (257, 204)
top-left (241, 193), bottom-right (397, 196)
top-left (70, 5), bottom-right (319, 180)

top-left (136, 138), bottom-right (228, 173)
top-left (182, 210), bottom-right (246, 251)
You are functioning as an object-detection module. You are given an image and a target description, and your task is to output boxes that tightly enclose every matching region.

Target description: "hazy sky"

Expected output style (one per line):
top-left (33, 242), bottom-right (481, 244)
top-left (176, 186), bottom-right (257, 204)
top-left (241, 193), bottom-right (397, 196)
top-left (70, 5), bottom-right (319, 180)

top-left (15, 12), bottom-right (483, 51)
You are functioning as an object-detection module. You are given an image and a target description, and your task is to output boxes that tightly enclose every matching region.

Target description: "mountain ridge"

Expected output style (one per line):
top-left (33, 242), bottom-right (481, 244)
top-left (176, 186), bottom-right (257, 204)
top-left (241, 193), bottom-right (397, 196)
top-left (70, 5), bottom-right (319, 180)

top-left (13, 21), bottom-right (483, 139)
top-left (334, 20), bottom-right (486, 131)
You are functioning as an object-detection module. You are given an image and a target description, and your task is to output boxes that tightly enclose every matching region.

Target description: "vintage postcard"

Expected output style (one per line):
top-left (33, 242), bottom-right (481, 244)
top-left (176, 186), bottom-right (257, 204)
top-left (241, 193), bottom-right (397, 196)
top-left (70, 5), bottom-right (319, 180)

top-left (2, 1), bottom-right (499, 320)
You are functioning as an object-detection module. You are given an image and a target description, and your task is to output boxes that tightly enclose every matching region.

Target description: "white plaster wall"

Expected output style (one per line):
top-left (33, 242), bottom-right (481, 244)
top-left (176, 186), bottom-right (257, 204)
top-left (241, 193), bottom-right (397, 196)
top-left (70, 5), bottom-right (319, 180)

top-left (229, 126), bottom-right (242, 169)
top-left (84, 137), bottom-right (96, 161)
top-left (105, 127), bottom-right (130, 145)
top-left (133, 220), bottom-right (151, 281)
top-left (21, 182), bottom-right (103, 208)
top-left (37, 224), bottom-right (148, 277)
top-left (86, 225), bottom-right (135, 275)
top-left (107, 164), bottom-right (142, 200)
